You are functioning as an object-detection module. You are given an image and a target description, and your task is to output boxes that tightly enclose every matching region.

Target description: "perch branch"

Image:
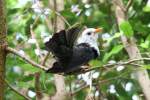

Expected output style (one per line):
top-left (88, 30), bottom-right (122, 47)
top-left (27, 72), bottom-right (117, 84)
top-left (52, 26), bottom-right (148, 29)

top-left (6, 47), bottom-right (150, 75)
top-left (6, 47), bottom-right (48, 71)
top-left (83, 58), bottom-right (150, 73)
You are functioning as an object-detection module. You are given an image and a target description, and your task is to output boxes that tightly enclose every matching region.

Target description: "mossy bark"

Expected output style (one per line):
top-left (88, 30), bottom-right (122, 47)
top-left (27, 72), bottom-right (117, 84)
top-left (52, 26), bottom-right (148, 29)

top-left (0, 0), bottom-right (7, 99)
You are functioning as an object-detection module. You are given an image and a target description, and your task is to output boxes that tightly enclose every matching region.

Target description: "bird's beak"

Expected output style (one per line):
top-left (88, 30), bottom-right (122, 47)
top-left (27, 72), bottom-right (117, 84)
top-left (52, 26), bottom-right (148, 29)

top-left (94, 28), bottom-right (103, 33)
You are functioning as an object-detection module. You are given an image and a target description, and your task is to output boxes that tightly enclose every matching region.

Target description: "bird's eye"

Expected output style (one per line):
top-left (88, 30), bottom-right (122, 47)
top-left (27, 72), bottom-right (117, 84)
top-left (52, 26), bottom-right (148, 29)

top-left (87, 32), bottom-right (91, 35)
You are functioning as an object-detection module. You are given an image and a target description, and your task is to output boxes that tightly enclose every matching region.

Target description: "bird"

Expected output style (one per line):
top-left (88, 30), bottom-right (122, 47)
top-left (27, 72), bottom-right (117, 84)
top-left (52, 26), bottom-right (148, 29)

top-left (45, 26), bottom-right (102, 75)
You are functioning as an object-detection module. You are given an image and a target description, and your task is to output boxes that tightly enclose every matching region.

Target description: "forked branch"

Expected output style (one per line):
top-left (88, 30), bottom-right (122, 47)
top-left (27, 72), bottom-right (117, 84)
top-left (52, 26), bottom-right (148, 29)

top-left (6, 47), bottom-right (48, 71)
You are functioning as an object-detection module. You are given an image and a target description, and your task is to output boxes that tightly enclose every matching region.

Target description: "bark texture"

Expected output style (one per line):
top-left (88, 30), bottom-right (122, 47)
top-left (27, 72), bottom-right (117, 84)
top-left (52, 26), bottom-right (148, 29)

top-left (0, 0), bottom-right (7, 99)
top-left (113, 0), bottom-right (150, 99)
top-left (49, 0), bottom-right (68, 100)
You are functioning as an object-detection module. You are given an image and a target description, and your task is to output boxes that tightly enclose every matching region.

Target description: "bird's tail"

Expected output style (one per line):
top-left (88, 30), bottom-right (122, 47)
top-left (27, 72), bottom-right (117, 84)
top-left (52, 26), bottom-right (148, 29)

top-left (46, 62), bottom-right (64, 73)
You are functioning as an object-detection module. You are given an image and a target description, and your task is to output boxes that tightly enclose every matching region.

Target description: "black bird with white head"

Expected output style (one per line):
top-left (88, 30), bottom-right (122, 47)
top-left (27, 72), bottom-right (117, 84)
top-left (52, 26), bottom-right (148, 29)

top-left (45, 26), bottom-right (102, 75)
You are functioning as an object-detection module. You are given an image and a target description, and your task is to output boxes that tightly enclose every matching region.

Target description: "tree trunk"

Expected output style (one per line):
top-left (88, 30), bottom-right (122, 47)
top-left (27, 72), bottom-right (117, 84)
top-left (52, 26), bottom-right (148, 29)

top-left (49, 0), bottom-right (69, 100)
top-left (0, 0), bottom-right (7, 99)
top-left (113, 0), bottom-right (150, 99)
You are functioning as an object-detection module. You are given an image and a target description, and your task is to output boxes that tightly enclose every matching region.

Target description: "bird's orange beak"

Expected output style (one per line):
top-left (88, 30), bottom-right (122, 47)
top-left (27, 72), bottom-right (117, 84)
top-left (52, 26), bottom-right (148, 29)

top-left (95, 28), bottom-right (103, 33)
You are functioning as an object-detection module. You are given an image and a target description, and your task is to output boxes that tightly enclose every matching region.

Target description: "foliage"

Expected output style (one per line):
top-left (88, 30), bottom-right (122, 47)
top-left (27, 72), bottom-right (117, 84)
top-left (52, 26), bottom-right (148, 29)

top-left (119, 21), bottom-right (134, 38)
top-left (5, 0), bottom-right (150, 100)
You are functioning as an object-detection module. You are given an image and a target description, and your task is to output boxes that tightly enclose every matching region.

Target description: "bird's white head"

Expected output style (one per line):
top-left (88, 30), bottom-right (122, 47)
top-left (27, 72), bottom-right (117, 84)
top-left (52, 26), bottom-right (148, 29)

top-left (77, 28), bottom-right (103, 55)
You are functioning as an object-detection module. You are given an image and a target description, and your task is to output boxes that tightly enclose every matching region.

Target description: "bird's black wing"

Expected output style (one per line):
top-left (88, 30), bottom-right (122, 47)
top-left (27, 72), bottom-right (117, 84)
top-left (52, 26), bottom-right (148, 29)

top-left (63, 43), bottom-right (99, 74)
top-left (66, 24), bottom-right (81, 48)
top-left (46, 43), bottom-right (98, 74)
top-left (45, 25), bottom-right (81, 62)
top-left (45, 30), bottom-right (72, 65)
top-left (45, 25), bottom-right (82, 74)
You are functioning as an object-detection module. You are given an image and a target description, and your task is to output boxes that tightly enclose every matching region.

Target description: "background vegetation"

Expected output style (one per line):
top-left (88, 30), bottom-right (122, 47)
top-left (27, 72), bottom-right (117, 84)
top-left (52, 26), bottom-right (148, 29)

top-left (1, 0), bottom-right (150, 100)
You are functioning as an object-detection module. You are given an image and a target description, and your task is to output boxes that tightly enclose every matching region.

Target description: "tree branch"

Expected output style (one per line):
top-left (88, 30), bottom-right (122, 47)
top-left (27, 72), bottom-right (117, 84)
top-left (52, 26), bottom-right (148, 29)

top-left (5, 80), bottom-right (32, 100)
top-left (7, 46), bottom-right (149, 75)
top-left (50, 0), bottom-right (69, 100)
top-left (53, 11), bottom-right (71, 27)
top-left (6, 47), bottom-right (48, 71)
top-left (35, 72), bottom-right (43, 100)
top-left (41, 52), bottom-right (50, 66)
top-left (80, 57), bottom-right (150, 74)
top-left (113, 0), bottom-right (126, 12)
top-left (30, 16), bottom-right (45, 60)
top-left (126, 0), bottom-right (133, 12)
top-left (32, 8), bottom-right (71, 27)
top-left (72, 70), bottom-right (130, 95)
top-left (30, 22), bottom-right (41, 51)
top-left (71, 83), bottom-right (88, 96)
top-left (0, 0), bottom-right (7, 99)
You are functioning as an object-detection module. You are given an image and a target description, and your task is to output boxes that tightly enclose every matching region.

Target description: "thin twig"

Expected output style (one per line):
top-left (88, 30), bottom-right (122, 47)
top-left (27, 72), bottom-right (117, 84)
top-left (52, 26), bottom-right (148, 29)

top-left (83, 58), bottom-right (150, 73)
top-left (35, 72), bottom-right (43, 99)
top-left (30, 26), bottom-right (41, 50)
top-left (41, 52), bottom-right (50, 66)
top-left (72, 60), bottom-right (148, 94)
top-left (32, 8), bottom-right (71, 27)
top-left (5, 80), bottom-right (32, 100)
top-left (126, 0), bottom-right (133, 12)
top-left (30, 18), bottom-right (44, 59)
top-left (71, 83), bottom-right (88, 95)
top-left (30, 12), bottom-right (51, 65)
top-left (48, 0), bottom-right (71, 27)
top-left (99, 71), bottom-right (129, 84)
top-left (53, 0), bottom-right (57, 33)
top-left (31, 15), bottom-right (40, 28)
top-left (6, 47), bottom-right (48, 71)
top-left (123, 58), bottom-right (149, 64)
top-left (53, 11), bottom-right (71, 27)
top-left (72, 71), bottom-right (130, 95)
top-left (130, 63), bottom-right (143, 67)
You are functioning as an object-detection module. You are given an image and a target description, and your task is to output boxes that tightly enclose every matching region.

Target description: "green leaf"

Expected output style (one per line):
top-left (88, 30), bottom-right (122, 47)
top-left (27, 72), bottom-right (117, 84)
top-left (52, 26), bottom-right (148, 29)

top-left (107, 32), bottom-right (121, 44)
top-left (143, 5), bottom-right (150, 12)
top-left (89, 59), bottom-right (102, 68)
top-left (140, 40), bottom-right (149, 49)
top-left (103, 45), bottom-right (124, 62)
top-left (103, 53), bottom-right (111, 63)
top-left (21, 63), bottom-right (40, 72)
top-left (142, 65), bottom-right (150, 69)
top-left (119, 21), bottom-right (134, 38)
top-left (21, 75), bottom-right (34, 82)
top-left (18, 82), bottom-right (30, 88)
top-left (110, 45), bottom-right (124, 54)
top-left (61, 10), bottom-right (77, 24)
